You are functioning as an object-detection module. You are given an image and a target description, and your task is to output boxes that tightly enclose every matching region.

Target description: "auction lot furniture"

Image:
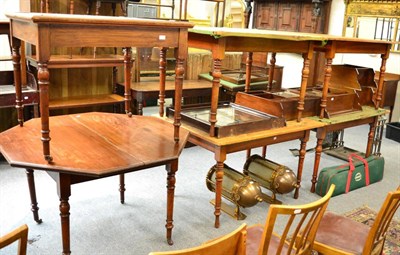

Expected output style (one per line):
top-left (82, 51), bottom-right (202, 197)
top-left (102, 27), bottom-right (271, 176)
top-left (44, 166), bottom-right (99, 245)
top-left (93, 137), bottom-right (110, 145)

top-left (308, 106), bottom-right (386, 193)
top-left (246, 185), bottom-right (335, 255)
top-left (0, 112), bottom-right (189, 254)
top-left (183, 118), bottom-right (325, 228)
top-left (117, 78), bottom-right (213, 115)
top-left (180, 26), bottom-right (392, 230)
top-left (307, 36), bottom-right (391, 193)
top-left (313, 186), bottom-right (400, 255)
top-left (187, 27), bottom-right (331, 137)
top-left (4, 12), bottom-right (193, 254)
top-left (187, 27), bottom-right (392, 135)
top-left (7, 12), bottom-right (192, 161)
top-left (149, 223), bottom-right (247, 255)
top-left (0, 224), bottom-right (29, 255)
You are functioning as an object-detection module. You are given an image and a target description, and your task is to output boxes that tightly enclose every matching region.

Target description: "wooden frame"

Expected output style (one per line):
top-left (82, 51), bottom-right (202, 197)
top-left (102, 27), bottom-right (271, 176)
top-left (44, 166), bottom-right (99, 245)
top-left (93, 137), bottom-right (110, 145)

top-left (343, 0), bottom-right (400, 52)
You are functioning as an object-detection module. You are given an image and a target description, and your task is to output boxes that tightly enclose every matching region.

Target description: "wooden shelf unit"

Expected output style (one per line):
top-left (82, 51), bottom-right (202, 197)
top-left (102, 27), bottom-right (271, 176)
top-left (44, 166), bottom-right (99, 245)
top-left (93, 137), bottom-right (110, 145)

top-left (26, 54), bottom-right (126, 111)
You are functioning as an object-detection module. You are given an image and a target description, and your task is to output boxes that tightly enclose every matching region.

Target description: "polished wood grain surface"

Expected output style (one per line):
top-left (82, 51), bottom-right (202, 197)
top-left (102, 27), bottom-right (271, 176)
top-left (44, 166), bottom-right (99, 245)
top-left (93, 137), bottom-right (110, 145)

top-left (6, 13), bottom-right (193, 252)
top-left (7, 12), bottom-right (193, 161)
top-left (186, 118), bottom-right (324, 148)
top-left (0, 112), bottom-right (189, 254)
top-left (0, 112), bottom-right (188, 176)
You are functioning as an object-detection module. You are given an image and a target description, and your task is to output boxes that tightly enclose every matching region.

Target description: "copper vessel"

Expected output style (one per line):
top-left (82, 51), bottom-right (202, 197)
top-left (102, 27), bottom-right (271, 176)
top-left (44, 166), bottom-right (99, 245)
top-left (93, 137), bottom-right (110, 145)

top-left (243, 154), bottom-right (299, 201)
top-left (206, 164), bottom-right (264, 220)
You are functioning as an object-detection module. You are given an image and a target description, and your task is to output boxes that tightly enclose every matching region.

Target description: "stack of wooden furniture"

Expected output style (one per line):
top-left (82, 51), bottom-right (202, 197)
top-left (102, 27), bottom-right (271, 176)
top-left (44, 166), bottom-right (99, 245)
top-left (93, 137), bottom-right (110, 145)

top-left (168, 26), bottom-right (392, 229)
top-left (0, 1), bottom-right (397, 254)
top-left (1, 1), bottom-right (194, 253)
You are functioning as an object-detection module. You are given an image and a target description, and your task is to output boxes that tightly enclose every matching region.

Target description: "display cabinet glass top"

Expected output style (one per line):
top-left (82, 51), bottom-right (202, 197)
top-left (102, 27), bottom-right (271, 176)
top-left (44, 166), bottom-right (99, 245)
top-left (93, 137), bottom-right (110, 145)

top-left (173, 103), bottom-right (286, 138)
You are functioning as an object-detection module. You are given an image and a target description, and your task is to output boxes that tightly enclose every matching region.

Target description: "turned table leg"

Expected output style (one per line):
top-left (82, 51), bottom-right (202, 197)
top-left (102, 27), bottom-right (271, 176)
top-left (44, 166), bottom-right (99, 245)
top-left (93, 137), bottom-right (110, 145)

top-left (37, 62), bottom-right (52, 162)
top-left (213, 161), bottom-right (224, 228)
top-left (311, 128), bottom-right (326, 193)
top-left (58, 174), bottom-right (72, 255)
top-left (245, 52), bottom-right (252, 93)
top-left (173, 57), bottom-right (185, 141)
top-left (268, 52), bottom-right (276, 91)
top-left (320, 57), bottom-right (333, 119)
top-left (209, 58), bottom-right (222, 137)
top-left (297, 50), bottom-right (312, 122)
top-left (159, 47), bottom-right (167, 117)
top-left (123, 47), bottom-right (132, 116)
top-left (213, 149), bottom-right (226, 228)
top-left (11, 41), bottom-right (23, 127)
top-left (366, 117), bottom-right (379, 157)
top-left (294, 131), bottom-right (310, 199)
top-left (26, 169), bottom-right (42, 224)
top-left (119, 174), bottom-right (125, 204)
top-left (166, 160), bottom-right (178, 245)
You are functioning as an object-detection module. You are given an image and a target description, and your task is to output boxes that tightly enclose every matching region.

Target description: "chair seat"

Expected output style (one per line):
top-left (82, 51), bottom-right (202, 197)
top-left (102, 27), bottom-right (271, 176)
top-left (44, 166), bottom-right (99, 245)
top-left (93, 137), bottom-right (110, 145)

top-left (315, 211), bottom-right (371, 254)
top-left (246, 225), bottom-right (293, 255)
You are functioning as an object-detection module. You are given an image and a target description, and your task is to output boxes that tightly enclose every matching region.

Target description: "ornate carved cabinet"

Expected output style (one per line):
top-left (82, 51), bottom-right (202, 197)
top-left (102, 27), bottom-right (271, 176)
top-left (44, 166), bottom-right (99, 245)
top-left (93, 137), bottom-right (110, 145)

top-left (251, 0), bottom-right (332, 86)
top-left (253, 0), bottom-right (332, 34)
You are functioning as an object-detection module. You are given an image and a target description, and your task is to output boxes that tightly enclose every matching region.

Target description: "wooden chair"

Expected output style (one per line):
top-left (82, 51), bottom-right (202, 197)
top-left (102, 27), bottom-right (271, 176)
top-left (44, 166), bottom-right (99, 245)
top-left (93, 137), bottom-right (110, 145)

top-left (313, 186), bottom-right (400, 255)
top-left (148, 223), bottom-right (246, 255)
top-left (246, 184), bottom-right (335, 255)
top-left (0, 224), bottom-right (29, 255)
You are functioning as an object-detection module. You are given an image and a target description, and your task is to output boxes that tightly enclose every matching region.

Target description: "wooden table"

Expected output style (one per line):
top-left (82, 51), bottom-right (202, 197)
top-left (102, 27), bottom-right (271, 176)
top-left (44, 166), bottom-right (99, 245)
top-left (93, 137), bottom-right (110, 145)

top-left (187, 27), bottom-right (392, 136)
top-left (188, 27), bottom-right (331, 136)
top-left (0, 112), bottom-right (189, 254)
top-left (183, 118), bottom-right (325, 228)
top-left (307, 36), bottom-right (391, 192)
top-left (308, 106), bottom-right (387, 193)
top-left (117, 78), bottom-right (213, 115)
top-left (312, 36), bottom-right (392, 119)
top-left (6, 12), bottom-right (193, 162)
top-left (186, 27), bottom-right (392, 203)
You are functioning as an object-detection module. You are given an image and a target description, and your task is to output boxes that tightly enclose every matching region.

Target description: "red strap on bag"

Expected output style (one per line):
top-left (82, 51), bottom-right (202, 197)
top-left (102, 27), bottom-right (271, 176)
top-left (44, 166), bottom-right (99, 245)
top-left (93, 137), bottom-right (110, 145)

top-left (345, 153), bottom-right (370, 193)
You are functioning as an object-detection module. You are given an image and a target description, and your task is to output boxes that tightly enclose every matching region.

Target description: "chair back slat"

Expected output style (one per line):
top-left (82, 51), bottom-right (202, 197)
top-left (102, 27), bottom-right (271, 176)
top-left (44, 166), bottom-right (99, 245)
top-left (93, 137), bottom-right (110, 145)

top-left (0, 224), bottom-right (28, 255)
top-left (364, 186), bottom-right (400, 255)
top-left (258, 184), bottom-right (335, 255)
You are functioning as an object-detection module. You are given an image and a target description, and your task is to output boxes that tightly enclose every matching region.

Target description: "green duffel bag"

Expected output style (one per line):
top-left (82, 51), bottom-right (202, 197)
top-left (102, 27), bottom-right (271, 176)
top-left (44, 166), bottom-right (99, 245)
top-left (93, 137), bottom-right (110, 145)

top-left (316, 154), bottom-right (384, 197)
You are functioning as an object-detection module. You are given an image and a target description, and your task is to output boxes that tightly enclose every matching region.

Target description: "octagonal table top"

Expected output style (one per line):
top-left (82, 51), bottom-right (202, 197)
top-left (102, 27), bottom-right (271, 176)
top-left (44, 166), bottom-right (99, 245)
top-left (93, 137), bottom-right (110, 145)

top-left (0, 112), bottom-right (189, 177)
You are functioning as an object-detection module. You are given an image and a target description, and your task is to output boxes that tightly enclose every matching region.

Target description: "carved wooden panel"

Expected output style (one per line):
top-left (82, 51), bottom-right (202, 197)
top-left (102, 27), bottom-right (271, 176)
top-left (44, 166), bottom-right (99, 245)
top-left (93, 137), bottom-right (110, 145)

top-left (299, 3), bottom-right (315, 32)
top-left (255, 3), bottom-right (277, 29)
top-left (277, 3), bottom-right (299, 31)
top-left (253, 0), bottom-right (331, 34)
